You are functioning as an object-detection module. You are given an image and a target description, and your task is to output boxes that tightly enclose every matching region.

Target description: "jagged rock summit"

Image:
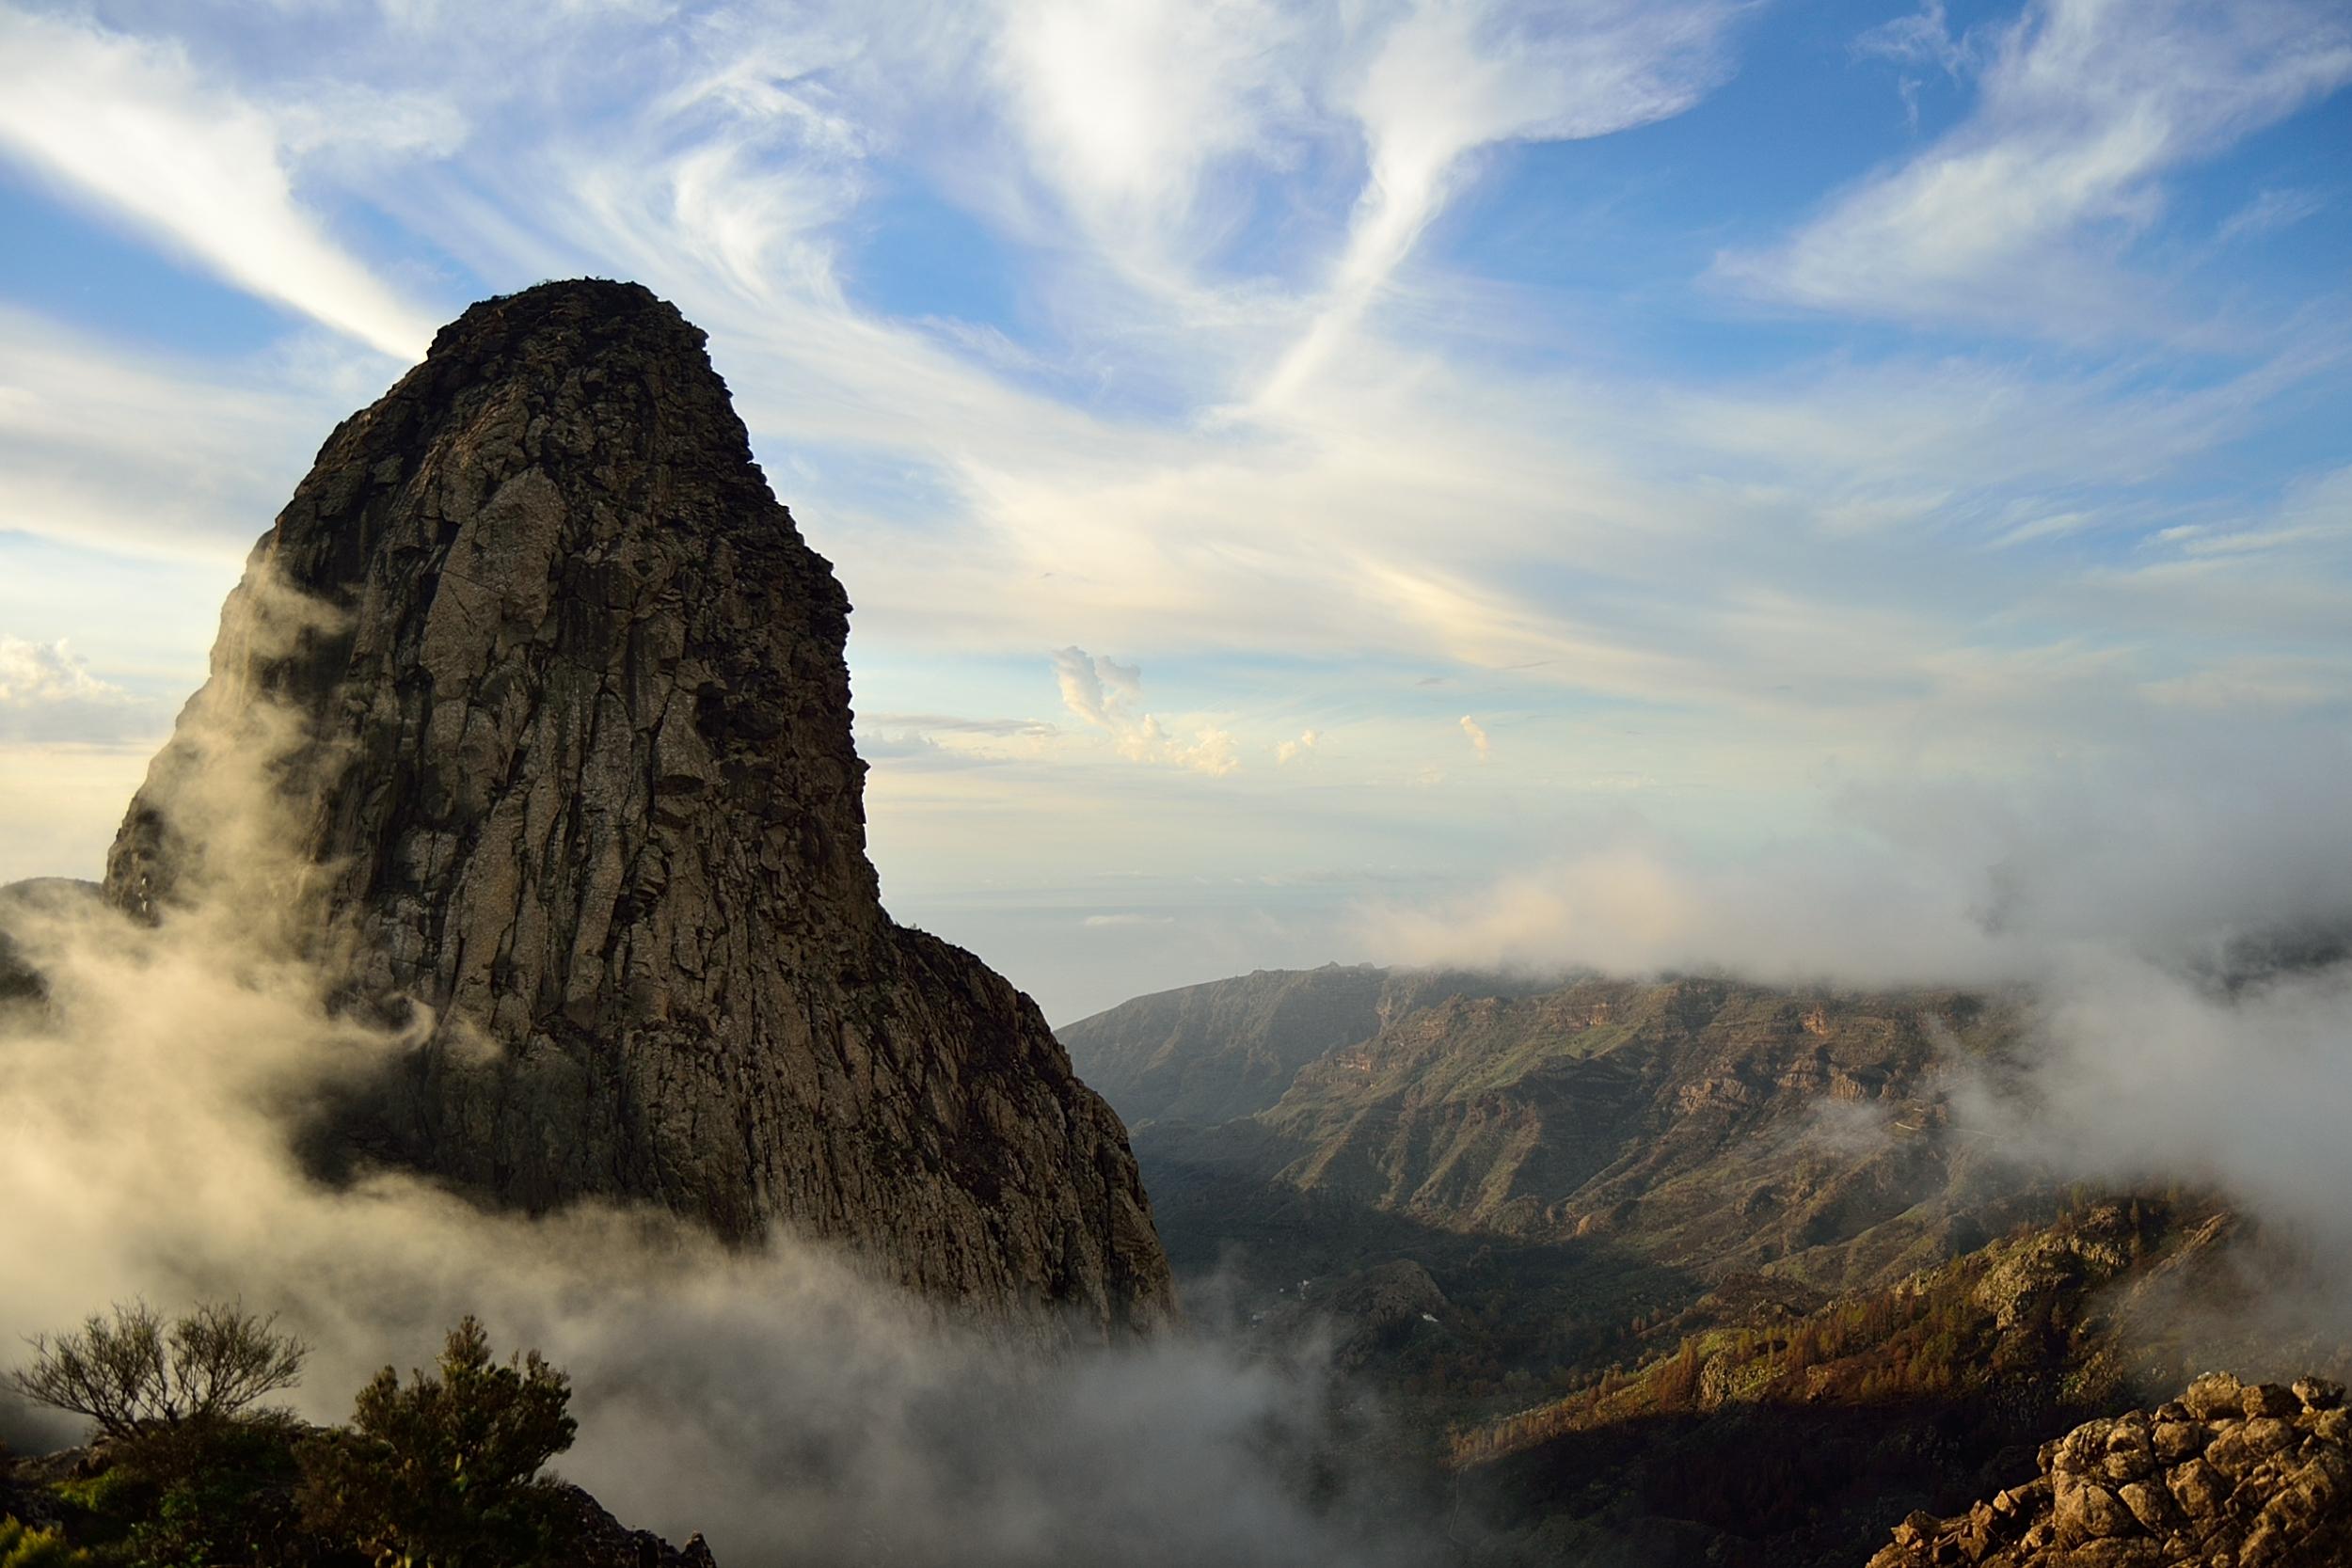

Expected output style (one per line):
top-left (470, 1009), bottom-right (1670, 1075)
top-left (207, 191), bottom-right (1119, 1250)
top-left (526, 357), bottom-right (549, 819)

top-left (105, 278), bottom-right (1173, 1337)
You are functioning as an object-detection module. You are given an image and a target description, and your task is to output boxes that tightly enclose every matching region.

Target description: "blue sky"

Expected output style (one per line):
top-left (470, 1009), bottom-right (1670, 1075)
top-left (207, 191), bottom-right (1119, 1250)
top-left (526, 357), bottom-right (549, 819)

top-left (1, 0), bottom-right (2348, 1021)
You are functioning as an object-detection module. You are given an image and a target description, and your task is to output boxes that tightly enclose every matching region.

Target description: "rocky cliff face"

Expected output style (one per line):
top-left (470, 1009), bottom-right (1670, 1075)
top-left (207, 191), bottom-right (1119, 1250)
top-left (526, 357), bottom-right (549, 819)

top-left (104, 279), bottom-right (1172, 1336)
top-left (1867, 1372), bottom-right (2351, 1568)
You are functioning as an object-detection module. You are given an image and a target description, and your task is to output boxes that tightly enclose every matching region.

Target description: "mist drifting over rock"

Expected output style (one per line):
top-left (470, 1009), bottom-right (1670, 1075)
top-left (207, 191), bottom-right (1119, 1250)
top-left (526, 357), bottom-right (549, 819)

top-left (103, 278), bottom-right (1170, 1333)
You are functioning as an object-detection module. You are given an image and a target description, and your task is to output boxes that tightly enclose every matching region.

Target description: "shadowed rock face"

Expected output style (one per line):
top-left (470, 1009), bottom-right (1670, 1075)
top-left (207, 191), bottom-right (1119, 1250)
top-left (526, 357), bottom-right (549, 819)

top-left (105, 278), bottom-right (1172, 1337)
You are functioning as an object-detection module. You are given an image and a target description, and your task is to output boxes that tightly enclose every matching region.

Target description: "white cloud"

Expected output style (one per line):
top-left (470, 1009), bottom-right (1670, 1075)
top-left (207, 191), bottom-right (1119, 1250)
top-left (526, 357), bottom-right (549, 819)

top-left (0, 306), bottom-right (372, 565)
top-left (1362, 725), bottom-right (2352, 990)
top-left (271, 80), bottom-right (469, 166)
top-left (1457, 715), bottom-right (1490, 763)
top-left (1275, 728), bottom-right (1320, 765)
top-left (1725, 0), bottom-right (2352, 335)
top-left (988, 0), bottom-right (1305, 271)
top-left (0, 8), bottom-right (439, 359)
top-left (1052, 647), bottom-right (1239, 777)
top-left (5, 0), bottom-right (2349, 1024)
top-left (2217, 186), bottom-right (2326, 245)
top-left (0, 637), bottom-right (120, 707)
top-left (0, 638), bottom-right (164, 749)
top-left (1854, 1), bottom-right (1978, 79)
top-left (1261, 0), bottom-right (1737, 404)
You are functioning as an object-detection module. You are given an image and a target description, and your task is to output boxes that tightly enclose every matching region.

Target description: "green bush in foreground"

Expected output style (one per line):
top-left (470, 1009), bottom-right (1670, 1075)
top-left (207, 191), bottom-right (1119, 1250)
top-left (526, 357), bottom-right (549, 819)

top-left (0, 1515), bottom-right (98, 1568)
top-left (9, 1307), bottom-right (575, 1568)
top-left (296, 1317), bottom-right (578, 1568)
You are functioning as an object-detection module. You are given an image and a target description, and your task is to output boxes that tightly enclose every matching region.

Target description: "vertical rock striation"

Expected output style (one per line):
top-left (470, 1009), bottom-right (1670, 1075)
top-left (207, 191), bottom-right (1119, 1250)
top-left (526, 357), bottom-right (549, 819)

top-left (105, 279), bottom-right (1172, 1337)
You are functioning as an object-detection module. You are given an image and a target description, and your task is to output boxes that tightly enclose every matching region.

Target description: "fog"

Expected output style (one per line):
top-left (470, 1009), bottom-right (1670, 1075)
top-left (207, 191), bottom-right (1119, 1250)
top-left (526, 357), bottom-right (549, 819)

top-left (0, 575), bottom-right (1443, 1566)
top-left (0, 863), bottom-right (1451, 1566)
top-left (1362, 727), bottom-right (2352, 990)
top-left (8, 566), bottom-right (2350, 1563)
top-left (1362, 730), bottom-right (2352, 1359)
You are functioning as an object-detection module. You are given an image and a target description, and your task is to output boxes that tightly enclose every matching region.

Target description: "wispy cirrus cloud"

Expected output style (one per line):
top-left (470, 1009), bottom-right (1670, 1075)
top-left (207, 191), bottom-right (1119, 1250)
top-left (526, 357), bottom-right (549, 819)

top-left (0, 8), bottom-right (440, 358)
top-left (2217, 186), bottom-right (2327, 245)
top-left (1261, 0), bottom-right (1739, 404)
top-left (3, 0), bottom-right (2349, 1019)
top-left (1724, 0), bottom-right (2352, 337)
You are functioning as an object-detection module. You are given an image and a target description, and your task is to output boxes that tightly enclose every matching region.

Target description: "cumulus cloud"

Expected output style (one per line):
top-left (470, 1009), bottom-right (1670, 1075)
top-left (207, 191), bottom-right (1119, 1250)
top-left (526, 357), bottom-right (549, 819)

top-left (1725, 0), bottom-right (2352, 335)
top-left (1053, 646), bottom-right (1240, 777)
top-left (1457, 715), bottom-right (1490, 763)
top-left (0, 637), bottom-right (120, 707)
top-left (0, 637), bottom-right (160, 746)
top-left (1275, 728), bottom-right (1320, 765)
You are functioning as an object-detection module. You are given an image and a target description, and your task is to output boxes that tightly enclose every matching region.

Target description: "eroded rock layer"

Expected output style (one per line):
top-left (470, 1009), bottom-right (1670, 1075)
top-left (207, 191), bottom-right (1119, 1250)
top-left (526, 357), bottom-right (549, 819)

top-left (105, 279), bottom-right (1172, 1336)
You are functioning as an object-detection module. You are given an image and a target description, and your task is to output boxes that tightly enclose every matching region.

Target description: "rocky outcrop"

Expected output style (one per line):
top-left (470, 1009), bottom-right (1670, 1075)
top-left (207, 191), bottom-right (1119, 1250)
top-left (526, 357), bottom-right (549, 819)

top-left (102, 279), bottom-right (1171, 1336)
top-left (1867, 1373), bottom-right (2352, 1567)
top-left (556, 1485), bottom-right (720, 1568)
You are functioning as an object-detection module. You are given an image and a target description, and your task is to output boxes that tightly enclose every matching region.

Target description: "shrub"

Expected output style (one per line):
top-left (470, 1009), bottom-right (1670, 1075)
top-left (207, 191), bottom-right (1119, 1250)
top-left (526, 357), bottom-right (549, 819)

top-left (6, 1303), bottom-right (306, 1441)
top-left (0, 1516), bottom-right (96, 1568)
top-left (297, 1317), bottom-right (578, 1568)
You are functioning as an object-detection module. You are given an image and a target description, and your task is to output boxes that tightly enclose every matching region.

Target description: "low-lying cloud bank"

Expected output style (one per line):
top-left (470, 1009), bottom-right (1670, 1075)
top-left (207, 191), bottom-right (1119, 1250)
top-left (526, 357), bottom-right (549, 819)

top-left (1362, 731), bottom-right (2352, 990)
top-left (1361, 734), bottom-right (2352, 1345)
top-left (0, 889), bottom-right (1433, 1566)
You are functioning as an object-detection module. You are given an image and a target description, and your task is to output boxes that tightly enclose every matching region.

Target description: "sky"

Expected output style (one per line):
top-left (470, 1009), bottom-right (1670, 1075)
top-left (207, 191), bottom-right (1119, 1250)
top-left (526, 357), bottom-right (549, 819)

top-left (0, 0), bottom-right (2347, 1022)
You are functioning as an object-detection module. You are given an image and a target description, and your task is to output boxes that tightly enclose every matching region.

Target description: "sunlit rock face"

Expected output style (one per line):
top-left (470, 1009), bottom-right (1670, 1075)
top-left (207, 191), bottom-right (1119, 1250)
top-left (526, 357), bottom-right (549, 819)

top-left (1867, 1372), bottom-right (2352, 1568)
top-left (106, 278), bottom-right (1173, 1338)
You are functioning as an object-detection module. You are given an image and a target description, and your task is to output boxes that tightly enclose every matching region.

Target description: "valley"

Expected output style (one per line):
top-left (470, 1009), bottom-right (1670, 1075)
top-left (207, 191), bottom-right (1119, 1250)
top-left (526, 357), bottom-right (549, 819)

top-left (1066, 966), bottom-right (2346, 1564)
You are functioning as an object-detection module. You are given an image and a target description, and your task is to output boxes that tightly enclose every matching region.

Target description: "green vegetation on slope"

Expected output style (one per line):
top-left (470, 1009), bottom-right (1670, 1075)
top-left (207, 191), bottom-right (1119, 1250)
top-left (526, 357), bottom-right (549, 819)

top-left (2, 1309), bottom-right (587, 1568)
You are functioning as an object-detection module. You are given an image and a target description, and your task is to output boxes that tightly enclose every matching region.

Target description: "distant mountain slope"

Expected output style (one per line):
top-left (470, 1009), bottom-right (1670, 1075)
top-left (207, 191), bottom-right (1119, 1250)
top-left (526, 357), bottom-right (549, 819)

top-left (1127, 972), bottom-right (2025, 1299)
top-left (1266, 977), bottom-right (2019, 1283)
top-left (1059, 964), bottom-right (1531, 1127)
